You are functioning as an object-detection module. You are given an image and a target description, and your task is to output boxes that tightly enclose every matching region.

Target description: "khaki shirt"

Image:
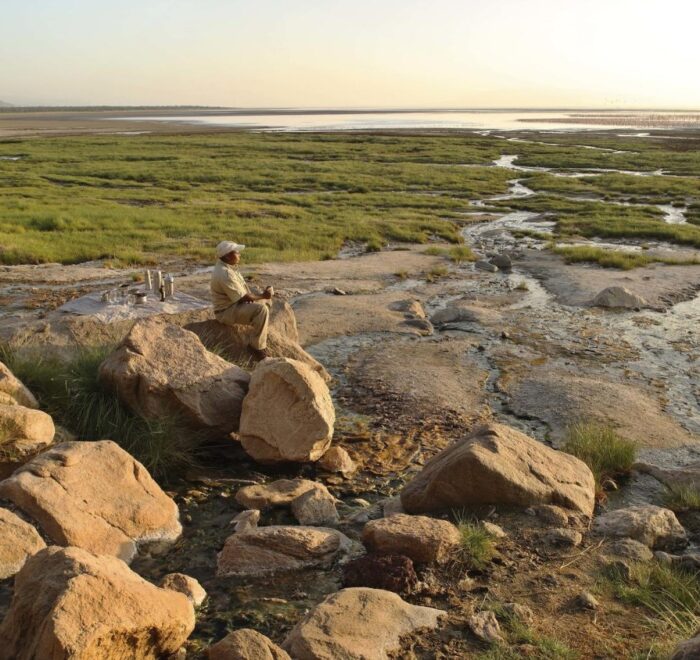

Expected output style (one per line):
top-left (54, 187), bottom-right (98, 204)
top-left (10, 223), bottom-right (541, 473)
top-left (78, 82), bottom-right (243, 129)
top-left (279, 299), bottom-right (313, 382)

top-left (210, 260), bottom-right (249, 312)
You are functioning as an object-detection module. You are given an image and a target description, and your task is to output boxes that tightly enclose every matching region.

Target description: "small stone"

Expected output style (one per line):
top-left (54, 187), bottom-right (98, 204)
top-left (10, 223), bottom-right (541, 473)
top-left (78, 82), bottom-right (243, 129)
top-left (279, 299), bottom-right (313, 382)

top-left (482, 521), bottom-right (507, 538)
top-left (329, 287), bottom-right (347, 296)
top-left (606, 538), bottom-right (654, 563)
top-left (342, 554), bottom-right (418, 594)
top-left (469, 611), bottom-right (503, 643)
top-left (543, 528), bottom-right (582, 548)
top-left (575, 591), bottom-right (599, 611)
top-left (291, 487), bottom-right (339, 526)
top-left (532, 504), bottom-right (570, 526)
top-left (490, 254), bottom-right (512, 271)
top-left (235, 479), bottom-right (328, 510)
top-left (160, 573), bottom-right (207, 606)
top-left (318, 446), bottom-right (356, 477)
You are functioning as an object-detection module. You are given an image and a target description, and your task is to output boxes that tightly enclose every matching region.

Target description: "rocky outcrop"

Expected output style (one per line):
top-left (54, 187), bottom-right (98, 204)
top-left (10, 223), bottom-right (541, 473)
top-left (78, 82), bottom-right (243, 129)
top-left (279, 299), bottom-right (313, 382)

top-left (208, 629), bottom-right (291, 660)
top-left (593, 505), bottom-right (687, 550)
top-left (0, 361), bottom-right (38, 408)
top-left (0, 507), bottom-right (46, 579)
top-left (283, 587), bottom-right (444, 660)
top-left (400, 423), bottom-right (595, 517)
top-left (160, 573), bottom-right (207, 606)
top-left (0, 546), bottom-right (194, 660)
top-left (99, 317), bottom-right (250, 438)
top-left (592, 286), bottom-right (646, 309)
top-left (186, 300), bottom-right (330, 382)
top-left (0, 402), bottom-right (55, 477)
top-left (0, 441), bottom-right (182, 562)
top-left (217, 525), bottom-right (358, 578)
top-left (238, 358), bottom-right (335, 463)
top-left (361, 514), bottom-right (461, 564)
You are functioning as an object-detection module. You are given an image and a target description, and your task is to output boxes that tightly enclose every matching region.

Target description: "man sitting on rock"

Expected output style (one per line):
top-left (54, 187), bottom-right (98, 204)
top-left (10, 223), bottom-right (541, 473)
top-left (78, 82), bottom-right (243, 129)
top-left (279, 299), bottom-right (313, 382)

top-left (211, 240), bottom-right (273, 360)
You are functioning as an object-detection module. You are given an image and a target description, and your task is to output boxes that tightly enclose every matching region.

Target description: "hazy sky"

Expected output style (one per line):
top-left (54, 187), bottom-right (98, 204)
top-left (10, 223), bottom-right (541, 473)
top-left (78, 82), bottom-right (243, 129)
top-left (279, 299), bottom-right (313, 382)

top-left (2, 0), bottom-right (698, 108)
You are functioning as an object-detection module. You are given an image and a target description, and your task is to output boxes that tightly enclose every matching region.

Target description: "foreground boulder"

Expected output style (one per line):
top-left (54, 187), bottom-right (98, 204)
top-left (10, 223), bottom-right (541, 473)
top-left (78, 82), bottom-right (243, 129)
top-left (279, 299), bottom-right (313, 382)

top-left (0, 361), bottom-right (38, 408)
top-left (0, 402), bottom-right (55, 477)
top-left (0, 546), bottom-right (194, 659)
top-left (672, 632), bottom-right (700, 660)
top-left (0, 507), bottom-right (46, 579)
top-left (238, 358), bottom-right (335, 463)
top-left (592, 505), bottom-right (687, 550)
top-left (99, 317), bottom-right (250, 438)
top-left (401, 423), bottom-right (595, 517)
top-left (0, 441), bottom-right (182, 562)
top-left (283, 587), bottom-right (443, 659)
top-left (208, 629), bottom-right (291, 660)
top-left (592, 286), bottom-right (646, 309)
top-left (217, 525), bottom-right (358, 578)
top-left (186, 300), bottom-right (330, 382)
top-left (361, 514), bottom-right (461, 564)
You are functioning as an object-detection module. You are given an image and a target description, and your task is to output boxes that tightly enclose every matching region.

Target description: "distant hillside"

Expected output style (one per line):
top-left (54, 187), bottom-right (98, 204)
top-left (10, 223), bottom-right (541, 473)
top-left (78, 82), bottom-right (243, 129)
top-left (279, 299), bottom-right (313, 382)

top-left (0, 100), bottom-right (12, 108)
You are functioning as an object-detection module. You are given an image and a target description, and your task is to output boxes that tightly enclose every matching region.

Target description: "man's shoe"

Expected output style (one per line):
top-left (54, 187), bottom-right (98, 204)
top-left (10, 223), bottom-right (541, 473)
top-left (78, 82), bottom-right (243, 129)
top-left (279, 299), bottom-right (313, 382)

top-left (251, 348), bottom-right (269, 361)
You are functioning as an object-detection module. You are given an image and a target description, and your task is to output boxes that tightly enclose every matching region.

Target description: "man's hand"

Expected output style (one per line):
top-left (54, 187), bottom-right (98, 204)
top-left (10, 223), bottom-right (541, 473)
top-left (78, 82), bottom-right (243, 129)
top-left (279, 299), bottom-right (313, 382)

top-left (263, 286), bottom-right (274, 300)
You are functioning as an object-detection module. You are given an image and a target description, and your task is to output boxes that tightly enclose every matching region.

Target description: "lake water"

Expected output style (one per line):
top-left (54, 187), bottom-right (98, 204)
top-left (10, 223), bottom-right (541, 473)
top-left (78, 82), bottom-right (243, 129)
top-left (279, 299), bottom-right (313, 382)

top-left (112, 109), bottom-right (700, 132)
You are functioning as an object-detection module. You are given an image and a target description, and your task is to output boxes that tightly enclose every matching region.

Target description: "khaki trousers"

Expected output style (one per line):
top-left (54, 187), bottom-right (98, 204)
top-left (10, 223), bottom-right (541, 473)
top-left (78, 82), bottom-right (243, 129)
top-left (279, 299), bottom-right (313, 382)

top-left (215, 301), bottom-right (270, 350)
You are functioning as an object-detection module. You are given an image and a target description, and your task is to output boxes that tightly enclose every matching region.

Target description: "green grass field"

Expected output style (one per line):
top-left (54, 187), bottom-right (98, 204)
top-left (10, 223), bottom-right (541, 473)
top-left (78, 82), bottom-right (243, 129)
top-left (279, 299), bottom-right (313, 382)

top-left (0, 131), bottom-right (698, 266)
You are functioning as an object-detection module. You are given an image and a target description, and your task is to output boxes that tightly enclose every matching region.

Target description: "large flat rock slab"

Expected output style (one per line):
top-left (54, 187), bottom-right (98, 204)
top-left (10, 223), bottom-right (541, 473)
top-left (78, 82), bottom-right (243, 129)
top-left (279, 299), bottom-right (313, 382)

top-left (401, 422), bottom-right (595, 517)
top-left (0, 440), bottom-right (182, 562)
top-left (0, 545), bottom-right (194, 660)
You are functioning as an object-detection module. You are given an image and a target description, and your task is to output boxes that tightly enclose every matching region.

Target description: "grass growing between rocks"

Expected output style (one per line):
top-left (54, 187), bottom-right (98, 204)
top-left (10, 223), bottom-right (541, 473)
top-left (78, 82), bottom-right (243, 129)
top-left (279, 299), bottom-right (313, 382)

top-left (562, 423), bottom-right (636, 493)
top-left (601, 561), bottom-right (700, 653)
top-left (663, 484), bottom-right (700, 512)
top-left (453, 515), bottom-right (497, 570)
top-left (0, 345), bottom-right (198, 480)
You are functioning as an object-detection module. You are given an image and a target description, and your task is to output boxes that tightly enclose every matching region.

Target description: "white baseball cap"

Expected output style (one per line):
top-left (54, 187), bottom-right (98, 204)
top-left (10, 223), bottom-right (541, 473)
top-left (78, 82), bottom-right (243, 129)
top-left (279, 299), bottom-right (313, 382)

top-left (216, 240), bottom-right (246, 259)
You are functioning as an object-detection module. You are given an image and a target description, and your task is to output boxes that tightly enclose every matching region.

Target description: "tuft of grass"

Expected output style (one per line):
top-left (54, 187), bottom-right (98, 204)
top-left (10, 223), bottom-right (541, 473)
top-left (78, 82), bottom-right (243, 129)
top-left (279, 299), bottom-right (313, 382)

top-left (601, 561), bottom-right (700, 644)
top-left (425, 265), bottom-right (449, 282)
top-left (423, 245), bottom-right (448, 256)
top-left (365, 238), bottom-right (383, 253)
top-left (552, 245), bottom-right (699, 270)
top-left (0, 345), bottom-right (199, 481)
top-left (562, 423), bottom-right (636, 492)
top-left (453, 514), bottom-right (497, 570)
top-left (514, 280), bottom-right (529, 291)
top-left (663, 484), bottom-right (700, 512)
top-left (449, 245), bottom-right (476, 263)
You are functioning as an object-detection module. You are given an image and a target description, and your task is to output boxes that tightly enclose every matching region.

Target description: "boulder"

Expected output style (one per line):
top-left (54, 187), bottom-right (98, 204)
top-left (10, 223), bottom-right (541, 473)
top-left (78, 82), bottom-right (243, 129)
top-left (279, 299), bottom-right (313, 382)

top-left (160, 573), bottom-right (207, 606)
top-left (530, 504), bottom-right (571, 526)
top-left (604, 537), bottom-right (655, 563)
top-left (592, 286), bottom-right (646, 309)
top-left (99, 317), bottom-right (250, 438)
top-left (361, 514), bottom-right (461, 564)
top-left (283, 587), bottom-right (443, 660)
top-left (318, 446), bottom-right (356, 477)
top-left (0, 361), bottom-right (38, 408)
top-left (490, 254), bottom-right (512, 271)
top-left (400, 423), bottom-right (595, 517)
top-left (634, 461), bottom-right (700, 490)
top-left (238, 358), bottom-right (335, 463)
top-left (208, 629), bottom-right (291, 660)
top-left (231, 509), bottom-right (261, 533)
top-left (0, 507), bottom-right (46, 579)
top-left (291, 488), bottom-right (339, 526)
top-left (543, 528), bottom-right (582, 548)
top-left (0, 441), bottom-right (182, 562)
top-left (388, 299), bottom-right (427, 319)
top-left (672, 632), bottom-right (700, 660)
top-left (0, 546), bottom-right (194, 660)
top-left (235, 479), bottom-right (325, 510)
top-left (217, 525), bottom-right (358, 578)
top-left (0, 402), bottom-right (55, 477)
top-left (342, 554), bottom-right (418, 594)
top-left (186, 300), bottom-right (330, 383)
top-left (593, 505), bottom-right (687, 550)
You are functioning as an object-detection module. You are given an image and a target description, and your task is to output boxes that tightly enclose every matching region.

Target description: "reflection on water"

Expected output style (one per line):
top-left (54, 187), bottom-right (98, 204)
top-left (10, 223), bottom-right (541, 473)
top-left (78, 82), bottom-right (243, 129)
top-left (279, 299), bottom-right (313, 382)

top-left (109, 109), bottom-right (700, 132)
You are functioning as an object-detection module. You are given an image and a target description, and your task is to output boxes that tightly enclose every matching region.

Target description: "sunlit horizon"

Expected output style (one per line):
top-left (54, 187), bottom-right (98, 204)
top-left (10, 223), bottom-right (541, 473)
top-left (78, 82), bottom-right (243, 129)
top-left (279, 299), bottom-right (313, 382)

top-left (2, 0), bottom-right (699, 110)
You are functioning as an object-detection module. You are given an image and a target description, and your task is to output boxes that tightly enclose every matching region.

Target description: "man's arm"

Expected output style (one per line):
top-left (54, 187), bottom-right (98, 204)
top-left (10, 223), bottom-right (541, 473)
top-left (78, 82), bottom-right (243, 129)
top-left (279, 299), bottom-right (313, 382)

top-left (240, 287), bottom-right (273, 303)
